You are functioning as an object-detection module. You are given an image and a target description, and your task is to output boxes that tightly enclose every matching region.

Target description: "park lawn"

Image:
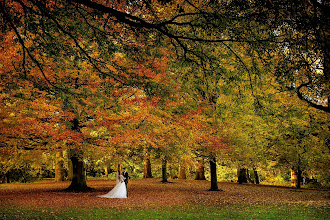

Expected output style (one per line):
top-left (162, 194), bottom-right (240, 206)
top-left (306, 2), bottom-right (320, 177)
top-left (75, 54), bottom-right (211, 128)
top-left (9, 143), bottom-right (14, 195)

top-left (0, 179), bottom-right (329, 219)
top-left (1, 204), bottom-right (329, 219)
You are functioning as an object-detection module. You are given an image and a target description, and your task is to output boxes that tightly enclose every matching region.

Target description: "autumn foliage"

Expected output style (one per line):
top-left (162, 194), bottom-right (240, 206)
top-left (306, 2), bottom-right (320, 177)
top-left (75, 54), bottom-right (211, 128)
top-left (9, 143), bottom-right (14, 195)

top-left (0, 179), bottom-right (329, 210)
top-left (1, 0), bottom-right (329, 191)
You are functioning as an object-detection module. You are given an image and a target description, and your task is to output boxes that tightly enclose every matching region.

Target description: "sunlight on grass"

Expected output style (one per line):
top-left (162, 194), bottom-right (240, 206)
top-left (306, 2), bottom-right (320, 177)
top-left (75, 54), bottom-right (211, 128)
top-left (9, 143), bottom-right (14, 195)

top-left (1, 204), bottom-right (329, 220)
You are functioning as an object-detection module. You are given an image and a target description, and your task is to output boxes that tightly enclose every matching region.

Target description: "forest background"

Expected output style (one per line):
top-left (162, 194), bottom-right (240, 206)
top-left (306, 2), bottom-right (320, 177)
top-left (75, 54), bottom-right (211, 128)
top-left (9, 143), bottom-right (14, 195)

top-left (0, 0), bottom-right (329, 192)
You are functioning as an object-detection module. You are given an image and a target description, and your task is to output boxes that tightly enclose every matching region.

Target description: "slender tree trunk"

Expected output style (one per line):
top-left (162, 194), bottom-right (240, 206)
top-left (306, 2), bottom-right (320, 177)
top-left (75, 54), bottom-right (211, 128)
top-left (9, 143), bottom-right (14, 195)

top-left (253, 167), bottom-right (260, 184)
top-left (104, 167), bottom-right (108, 178)
top-left (209, 154), bottom-right (220, 191)
top-left (161, 157), bottom-right (168, 183)
top-left (55, 150), bottom-right (65, 182)
top-left (178, 165), bottom-right (186, 179)
top-left (195, 158), bottom-right (206, 180)
top-left (237, 168), bottom-right (248, 184)
top-left (143, 152), bottom-right (153, 178)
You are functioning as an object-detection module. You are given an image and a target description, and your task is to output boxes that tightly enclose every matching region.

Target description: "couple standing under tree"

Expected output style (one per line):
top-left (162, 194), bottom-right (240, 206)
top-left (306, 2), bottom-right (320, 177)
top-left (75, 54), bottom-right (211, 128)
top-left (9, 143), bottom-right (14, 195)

top-left (98, 169), bottom-right (130, 199)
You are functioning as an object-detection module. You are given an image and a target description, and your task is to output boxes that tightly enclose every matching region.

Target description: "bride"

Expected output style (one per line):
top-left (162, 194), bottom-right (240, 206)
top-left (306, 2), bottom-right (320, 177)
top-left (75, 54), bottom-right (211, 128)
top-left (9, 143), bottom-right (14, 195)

top-left (98, 170), bottom-right (127, 198)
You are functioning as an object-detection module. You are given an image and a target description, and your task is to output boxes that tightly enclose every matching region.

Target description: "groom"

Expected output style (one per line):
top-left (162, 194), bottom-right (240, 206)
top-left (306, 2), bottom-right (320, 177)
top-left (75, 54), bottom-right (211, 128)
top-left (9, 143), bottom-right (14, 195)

top-left (122, 168), bottom-right (130, 196)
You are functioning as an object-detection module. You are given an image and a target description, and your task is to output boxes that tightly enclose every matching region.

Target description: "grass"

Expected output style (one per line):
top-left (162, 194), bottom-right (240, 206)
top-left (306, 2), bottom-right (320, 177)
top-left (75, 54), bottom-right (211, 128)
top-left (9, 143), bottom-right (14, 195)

top-left (1, 179), bottom-right (329, 219)
top-left (1, 204), bottom-right (329, 219)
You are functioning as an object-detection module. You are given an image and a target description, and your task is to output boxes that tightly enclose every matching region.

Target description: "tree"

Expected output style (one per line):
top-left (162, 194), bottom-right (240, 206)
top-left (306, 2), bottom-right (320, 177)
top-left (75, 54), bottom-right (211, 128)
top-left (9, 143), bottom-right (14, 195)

top-left (143, 150), bottom-right (153, 178)
top-left (267, 95), bottom-right (330, 189)
top-left (54, 150), bottom-right (65, 182)
top-left (1, 0), bottom-right (328, 191)
top-left (1, 0), bottom-right (177, 190)
top-left (2, 0), bottom-right (328, 113)
top-left (195, 158), bottom-right (206, 180)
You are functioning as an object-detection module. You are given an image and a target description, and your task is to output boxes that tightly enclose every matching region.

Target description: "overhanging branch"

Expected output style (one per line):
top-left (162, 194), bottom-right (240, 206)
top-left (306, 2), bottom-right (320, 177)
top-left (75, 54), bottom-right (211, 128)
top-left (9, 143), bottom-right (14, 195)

top-left (296, 82), bottom-right (329, 113)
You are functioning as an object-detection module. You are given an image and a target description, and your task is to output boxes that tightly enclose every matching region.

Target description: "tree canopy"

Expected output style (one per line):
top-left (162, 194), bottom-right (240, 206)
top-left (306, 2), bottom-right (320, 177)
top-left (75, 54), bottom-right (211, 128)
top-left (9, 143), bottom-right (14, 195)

top-left (1, 0), bottom-right (329, 189)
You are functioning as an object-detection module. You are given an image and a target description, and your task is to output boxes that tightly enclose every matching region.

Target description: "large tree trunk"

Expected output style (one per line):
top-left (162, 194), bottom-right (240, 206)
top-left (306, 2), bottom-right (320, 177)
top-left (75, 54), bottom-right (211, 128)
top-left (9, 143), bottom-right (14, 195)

top-left (237, 168), bottom-right (248, 184)
top-left (291, 168), bottom-right (298, 188)
top-left (63, 150), bottom-right (73, 180)
top-left (291, 166), bottom-right (302, 189)
top-left (55, 150), bottom-right (65, 182)
top-left (209, 154), bottom-right (220, 191)
top-left (65, 153), bottom-right (91, 192)
top-left (65, 119), bottom-right (91, 191)
top-left (195, 158), bottom-right (206, 180)
top-left (143, 152), bottom-right (153, 178)
top-left (1, 172), bottom-right (10, 183)
top-left (67, 158), bottom-right (73, 180)
top-left (246, 169), bottom-right (254, 183)
top-left (297, 166), bottom-right (302, 189)
top-left (161, 157), bottom-right (167, 183)
top-left (178, 165), bottom-right (186, 179)
top-left (253, 167), bottom-right (260, 184)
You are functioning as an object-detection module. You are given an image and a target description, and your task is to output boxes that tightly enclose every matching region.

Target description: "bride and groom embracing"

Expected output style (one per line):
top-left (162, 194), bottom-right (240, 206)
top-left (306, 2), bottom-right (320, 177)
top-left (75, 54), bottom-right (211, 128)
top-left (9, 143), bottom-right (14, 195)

top-left (98, 168), bottom-right (130, 199)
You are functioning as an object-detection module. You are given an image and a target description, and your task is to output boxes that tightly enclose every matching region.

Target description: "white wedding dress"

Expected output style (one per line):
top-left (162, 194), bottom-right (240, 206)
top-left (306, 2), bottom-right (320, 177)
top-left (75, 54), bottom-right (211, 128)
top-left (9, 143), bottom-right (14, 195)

top-left (98, 172), bottom-right (127, 199)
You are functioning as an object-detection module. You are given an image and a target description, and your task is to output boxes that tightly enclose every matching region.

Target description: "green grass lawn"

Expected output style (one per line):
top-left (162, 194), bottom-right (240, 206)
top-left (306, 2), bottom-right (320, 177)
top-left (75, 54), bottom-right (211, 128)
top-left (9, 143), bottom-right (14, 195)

top-left (1, 204), bottom-right (329, 220)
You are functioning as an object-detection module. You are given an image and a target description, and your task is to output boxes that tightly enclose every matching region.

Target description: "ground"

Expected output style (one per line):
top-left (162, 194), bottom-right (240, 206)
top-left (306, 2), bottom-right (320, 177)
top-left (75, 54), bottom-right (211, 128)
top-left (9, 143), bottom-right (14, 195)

top-left (0, 178), bottom-right (329, 210)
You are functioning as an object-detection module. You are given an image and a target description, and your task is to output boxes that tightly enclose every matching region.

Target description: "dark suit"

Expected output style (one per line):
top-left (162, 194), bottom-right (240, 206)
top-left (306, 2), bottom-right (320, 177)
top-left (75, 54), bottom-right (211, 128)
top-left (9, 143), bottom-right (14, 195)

top-left (122, 171), bottom-right (129, 197)
top-left (123, 171), bottom-right (129, 186)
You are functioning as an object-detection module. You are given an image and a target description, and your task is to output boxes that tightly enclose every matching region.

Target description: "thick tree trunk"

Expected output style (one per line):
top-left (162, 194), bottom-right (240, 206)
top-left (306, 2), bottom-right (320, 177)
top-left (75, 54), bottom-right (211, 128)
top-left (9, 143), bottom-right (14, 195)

top-left (66, 155), bottom-right (91, 191)
top-left (143, 152), bottom-right (153, 178)
top-left (178, 165), bottom-right (186, 179)
top-left (291, 168), bottom-right (298, 188)
top-left (195, 158), bottom-right (206, 180)
top-left (237, 168), bottom-right (248, 184)
top-left (253, 167), bottom-right (260, 184)
top-left (209, 154), bottom-right (220, 191)
top-left (55, 150), bottom-right (65, 182)
top-left (161, 157), bottom-right (167, 183)
top-left (65, 119), bottom-right (91, 191)
top-left (67, 158), bottom-right (73, 180)
top-left (246, 169), bottom-right (254, 183)
top-left (1, 172), bottom-right (10, 183)
top-left (291, 166), bottom-right (302, 189)
top-left (297, 165), bottom-right (302, 189)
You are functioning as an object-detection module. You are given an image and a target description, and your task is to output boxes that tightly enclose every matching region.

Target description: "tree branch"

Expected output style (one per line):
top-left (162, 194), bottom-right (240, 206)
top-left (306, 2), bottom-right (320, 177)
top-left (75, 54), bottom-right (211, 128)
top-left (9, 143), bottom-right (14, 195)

top-left (296, 82), bottom-right (329, 113)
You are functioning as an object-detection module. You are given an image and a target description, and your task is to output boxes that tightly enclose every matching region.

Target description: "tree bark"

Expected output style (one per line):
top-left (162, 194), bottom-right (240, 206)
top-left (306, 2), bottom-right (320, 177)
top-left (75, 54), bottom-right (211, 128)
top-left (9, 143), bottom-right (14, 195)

top-left (237, 168), bottom-right (248, 184)
top-left (65, 154), bottom-right (91, 191)
top-left (195, 158), bottom-right (206, 180)
top-left (178, 165), bottom-right (186, 179)
top-left (253, 167), bottom-right (260, 184)
top-left (55, 150), bottom-right (65, 182)
top-left (291, 168), bottom-right (298, 188)
top-left (297, 165), bottom-right (302, 189)
top-left (246, 169), bottom-right (254, 183)
top-left (143, 152), bottom-right (153, 178)
top-left (291, 166), bottom-right (302, 189)
top-left (67, 158), bottom-right (73, 180)
top-left (1, 172), bottom-right (10, 183)
top-left (209, 154), bottom-right (220, 191)
top-left (104, 167), bottom-right (108, 178)
top-left (65, 119), bottom-right (92, 191)
top-left (161, 157), bottom-right (167, 183)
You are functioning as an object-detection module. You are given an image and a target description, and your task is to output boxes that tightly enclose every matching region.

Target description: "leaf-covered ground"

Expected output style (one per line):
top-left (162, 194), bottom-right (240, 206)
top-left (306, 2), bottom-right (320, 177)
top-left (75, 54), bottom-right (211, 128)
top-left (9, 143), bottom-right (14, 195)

top-left (0, 179), bottom-right (329, 210)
